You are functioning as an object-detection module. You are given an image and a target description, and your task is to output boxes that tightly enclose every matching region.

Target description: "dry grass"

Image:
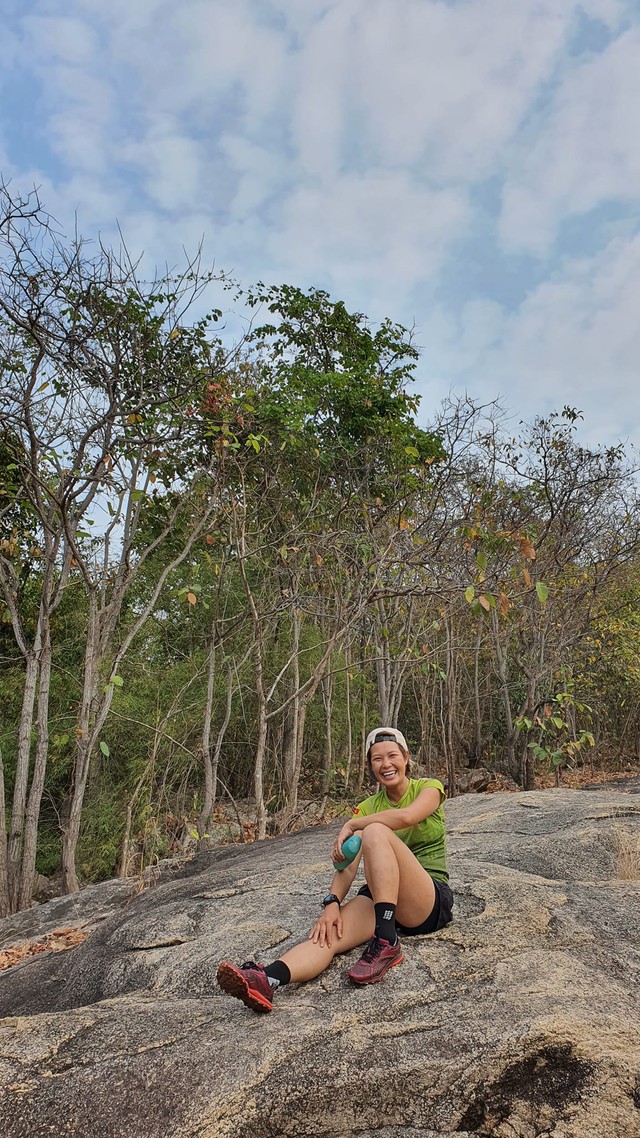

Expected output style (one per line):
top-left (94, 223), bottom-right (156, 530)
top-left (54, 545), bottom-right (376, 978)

top-left (613, 825), bottom-right (640, 880)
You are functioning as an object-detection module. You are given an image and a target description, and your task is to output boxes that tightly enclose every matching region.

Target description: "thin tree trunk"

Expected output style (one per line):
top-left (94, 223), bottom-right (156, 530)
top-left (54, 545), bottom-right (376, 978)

top-left (320, 668), bottom-right (333, 794)
top-left (235, 500), bottom-right (268, 839)
top-left (375, 643), bottom-right (391, 725)
top-left (282, 609), bottom-right (301, 805)
top-left (414, 670), bottom-right (434, 776)
top-left (7, 650), bottom-right (39, 909)
top-left (61, 739), bottom-right (91, 894)
top-left (198, 662), bottom-right (234, 839)
top-left (491, 609), bottom-right (517, 780)
top-left (61, 593), bottom-right (100, 893)
top-left (374, 599), bottom-right (392, 723)
top-left (280, 702), bottom-right (309, 830)
top-left (278, 647), bottom-right (334, 830)
top-left (390, 675), bottom-right (406, 731)
top-left (444, 617), bottom-right (457, 797)
top-left (199, 639), bottom-right (217, 837)
top-left (119, 796), bottom-right (137, 878)
top-left (473, 629), bottom-right (483, 764)
top-left (0, 743), bottom-right (9, 917)
top-left (254, 673), bottom-right (268, 840)
top-left (356, 674), bottom-right (367, 792)
top-left (521, 671), bottom-right (538, 791)
top-left (344, 648), bottom-right (353, 791)
top-left (18, 632), bottom-right (53, 909)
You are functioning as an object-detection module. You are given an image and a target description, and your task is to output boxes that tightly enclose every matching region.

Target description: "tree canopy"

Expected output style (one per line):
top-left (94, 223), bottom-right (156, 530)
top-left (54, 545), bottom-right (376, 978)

top-left (2, 185), bottom-right (640, 914)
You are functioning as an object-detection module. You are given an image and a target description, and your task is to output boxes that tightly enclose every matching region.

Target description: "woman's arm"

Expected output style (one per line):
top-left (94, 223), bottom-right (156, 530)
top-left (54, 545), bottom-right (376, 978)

top-left (353, 786), bottom-right (442, 832)
top-left (327, 852), bottom-right (361, 900)
top-left (333, 786), bottom-right (442, 861)
top-left (308, 849), bottom-right (363, 948)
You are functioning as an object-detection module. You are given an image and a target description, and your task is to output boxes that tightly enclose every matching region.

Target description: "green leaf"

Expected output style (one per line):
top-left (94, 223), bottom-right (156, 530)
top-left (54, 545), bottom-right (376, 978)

top-left (476, 551), bottom-right (487, 571)
top-left (99, 741), bottom-right (110, 757)
top-left (111, 674), bottom-right (124, 687)
top-left (551, 716), bottom-right (564, 729)
top-left (131, 489), bottom-right (145, 503)
top-left (535, 581), bottom-right (549, 603)
top-left (465, 585), bottom-right (475, 603)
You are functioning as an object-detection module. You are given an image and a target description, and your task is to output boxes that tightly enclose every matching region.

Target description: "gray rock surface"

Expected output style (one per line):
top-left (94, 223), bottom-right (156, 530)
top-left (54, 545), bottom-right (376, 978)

top-left (1, 788), bottom-right (639, 1138)
top-left (0, 876), bottom-right (139, 952)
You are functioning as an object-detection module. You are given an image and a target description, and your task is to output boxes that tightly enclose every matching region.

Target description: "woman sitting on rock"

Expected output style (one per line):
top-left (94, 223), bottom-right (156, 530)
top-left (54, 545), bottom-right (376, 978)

top-left (216, 726), bottom-right (453, 1012)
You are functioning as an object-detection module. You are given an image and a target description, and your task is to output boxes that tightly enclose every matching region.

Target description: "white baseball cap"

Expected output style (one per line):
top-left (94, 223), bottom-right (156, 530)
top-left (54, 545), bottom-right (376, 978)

top-left (365, 727), bottom-right (409, 756)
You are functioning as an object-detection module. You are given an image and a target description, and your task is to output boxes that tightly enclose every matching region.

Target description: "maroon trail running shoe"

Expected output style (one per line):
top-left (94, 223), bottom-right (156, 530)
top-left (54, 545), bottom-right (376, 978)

top-left (216, 960), bottom-right (274, 1012)
top-left (347, 936), bottom-right (404, 985)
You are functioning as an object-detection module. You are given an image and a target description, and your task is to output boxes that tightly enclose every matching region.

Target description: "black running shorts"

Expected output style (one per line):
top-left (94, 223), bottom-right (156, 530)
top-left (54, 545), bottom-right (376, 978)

top-left (357, 876), bottom-right (454, 936)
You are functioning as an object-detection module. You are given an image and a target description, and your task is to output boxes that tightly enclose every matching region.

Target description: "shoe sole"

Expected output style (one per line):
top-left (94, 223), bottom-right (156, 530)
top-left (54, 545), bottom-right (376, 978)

top-left (348, 950), bottom-right (405, 986)
top-left (216, 961), bottom-right (273, 1013)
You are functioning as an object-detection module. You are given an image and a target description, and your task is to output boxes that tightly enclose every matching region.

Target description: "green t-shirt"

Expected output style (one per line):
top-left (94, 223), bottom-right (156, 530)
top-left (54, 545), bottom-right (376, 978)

top-left (352, 777), bottom-right (449, 882)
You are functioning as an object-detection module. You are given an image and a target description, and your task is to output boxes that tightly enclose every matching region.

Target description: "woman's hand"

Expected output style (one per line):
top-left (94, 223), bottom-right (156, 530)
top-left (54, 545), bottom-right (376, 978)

top-left (309, 903), bottom-right (343, 948)
top-left (332, 822), bottom-right (355, 866)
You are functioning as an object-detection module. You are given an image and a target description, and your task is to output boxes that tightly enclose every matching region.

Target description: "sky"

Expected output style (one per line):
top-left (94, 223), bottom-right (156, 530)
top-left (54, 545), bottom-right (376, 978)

top-left (2, 0), bottom-right (640, 449)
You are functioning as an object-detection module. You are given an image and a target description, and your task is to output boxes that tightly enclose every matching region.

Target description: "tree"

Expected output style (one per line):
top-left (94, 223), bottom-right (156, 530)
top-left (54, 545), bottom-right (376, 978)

top-left (0, 182), bottom-right (231, 904)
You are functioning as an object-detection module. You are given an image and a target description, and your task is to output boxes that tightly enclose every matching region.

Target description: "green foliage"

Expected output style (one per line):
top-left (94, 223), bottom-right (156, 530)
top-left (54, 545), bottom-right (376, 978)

top-left (35, 825), bottom-right (62, 878)
top-left (517, 691), bottom-right (595, 774)
top-left (76, 783), bottom-right (125, 882)
top-left (200, 285), bottom-right (444, 493)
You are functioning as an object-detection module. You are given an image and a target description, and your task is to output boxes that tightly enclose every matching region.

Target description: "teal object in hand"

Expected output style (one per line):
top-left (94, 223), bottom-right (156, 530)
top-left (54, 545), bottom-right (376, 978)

top-left (333, 833), bottom-right (362, 870)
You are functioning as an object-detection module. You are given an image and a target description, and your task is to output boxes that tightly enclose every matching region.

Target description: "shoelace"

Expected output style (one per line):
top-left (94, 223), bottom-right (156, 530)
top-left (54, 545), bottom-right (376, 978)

top-left (360, 937), bottom-right (383, 962)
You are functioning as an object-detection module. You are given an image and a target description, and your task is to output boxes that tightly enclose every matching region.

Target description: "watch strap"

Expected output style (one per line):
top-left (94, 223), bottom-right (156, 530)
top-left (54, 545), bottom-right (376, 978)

top-left (321, 893), bottom-right (340, 907)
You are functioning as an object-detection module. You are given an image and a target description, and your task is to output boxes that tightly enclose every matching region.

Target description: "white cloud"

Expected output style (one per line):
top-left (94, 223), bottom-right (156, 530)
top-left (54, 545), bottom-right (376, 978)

top-left (349, 0), bottom-right (571, 180)
top-left (22, 15), bottom-right (98, 65)
top-left (267, 172), bottom-right (470, 311)
top-left (2, 0), bottom-right (639, 450)
top-left (220, 135), bottom-right (287, 217)
top-left (419, 231), bottom-right (640, 445)
top-left (500, 27), bottom-right (640, 253)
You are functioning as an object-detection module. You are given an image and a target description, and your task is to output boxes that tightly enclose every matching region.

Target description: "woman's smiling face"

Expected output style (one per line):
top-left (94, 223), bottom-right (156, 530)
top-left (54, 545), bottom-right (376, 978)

top-left (369, 740), bottom-right (409, 797)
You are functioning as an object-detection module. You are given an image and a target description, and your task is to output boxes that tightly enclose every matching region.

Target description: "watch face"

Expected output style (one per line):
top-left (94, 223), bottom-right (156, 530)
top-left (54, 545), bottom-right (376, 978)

top-left (322, 894), bottom-right (339, 907)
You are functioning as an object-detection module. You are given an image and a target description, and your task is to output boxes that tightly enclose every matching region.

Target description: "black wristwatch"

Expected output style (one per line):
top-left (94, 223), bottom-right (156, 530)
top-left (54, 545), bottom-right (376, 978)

top-left (321, 893), bottom-right (340, 908)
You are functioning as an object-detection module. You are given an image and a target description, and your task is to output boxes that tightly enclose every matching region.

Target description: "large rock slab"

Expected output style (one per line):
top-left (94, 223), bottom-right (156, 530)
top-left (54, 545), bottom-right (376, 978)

top-left (1, 789), bottom-right (639, 1137)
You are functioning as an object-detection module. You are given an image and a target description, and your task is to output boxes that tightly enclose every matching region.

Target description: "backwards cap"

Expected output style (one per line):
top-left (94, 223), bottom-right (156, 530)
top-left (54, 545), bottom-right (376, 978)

top-left (365, 726), bottom-right (409, 756)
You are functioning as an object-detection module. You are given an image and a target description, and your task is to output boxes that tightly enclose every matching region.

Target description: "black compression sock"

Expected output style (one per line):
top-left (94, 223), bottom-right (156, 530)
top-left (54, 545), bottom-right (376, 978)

top-left (264, 960), bottom-right (291, 988)
top-left (374, 902), bottom-right (397, 944)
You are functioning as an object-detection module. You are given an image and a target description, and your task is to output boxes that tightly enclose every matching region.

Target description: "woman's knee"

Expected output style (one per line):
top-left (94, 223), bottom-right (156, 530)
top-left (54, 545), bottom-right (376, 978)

top-left (361, 822), bottom-right (393, 847)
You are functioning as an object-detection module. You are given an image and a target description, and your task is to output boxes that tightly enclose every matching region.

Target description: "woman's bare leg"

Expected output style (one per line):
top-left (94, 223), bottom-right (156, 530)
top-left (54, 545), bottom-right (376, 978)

top-left (278, 896), bottom-right (375, 983)
top-left (360, 822), bottom-right (436, 927)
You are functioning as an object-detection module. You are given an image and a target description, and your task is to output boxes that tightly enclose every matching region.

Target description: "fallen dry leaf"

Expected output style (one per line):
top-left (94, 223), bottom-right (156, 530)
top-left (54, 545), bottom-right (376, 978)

top-left (0, 927), bottom-right (89, 972)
